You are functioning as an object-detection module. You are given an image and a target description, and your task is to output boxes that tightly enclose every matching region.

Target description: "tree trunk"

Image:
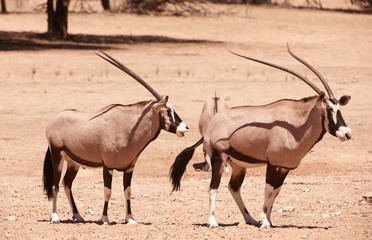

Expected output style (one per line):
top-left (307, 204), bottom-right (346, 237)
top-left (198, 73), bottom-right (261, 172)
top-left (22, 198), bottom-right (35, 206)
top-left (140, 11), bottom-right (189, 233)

top-left (47, 0), bottom-right (54, 33)
top-left (1, 0), bottom-right (7, 13)
top-left (47, 0), bottom-right (70, 39)
top-left (101, 0), bottom-right (110, 10)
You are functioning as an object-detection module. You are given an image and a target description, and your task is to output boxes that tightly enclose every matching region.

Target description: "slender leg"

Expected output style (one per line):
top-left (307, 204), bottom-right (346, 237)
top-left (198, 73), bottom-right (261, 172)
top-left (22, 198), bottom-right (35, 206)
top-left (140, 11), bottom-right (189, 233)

top-left (223, 154), bottom-right (230, 173)
top-left (101, 166), bottom-right (113, 224)
top-left (63, 161), bottom-right (84, 222)
top-left (208, 151), bottom-right (224, 228)
top-left (228, 162), bottom-right (258, 226)
top-left (259, 163), bottom-right (289, 229)
top-left (202, 150), bottom-right (212, 172)
top-left (123, 168), bottom-right (136, 224)
top-left (51, 149), bottom-right (63, 224)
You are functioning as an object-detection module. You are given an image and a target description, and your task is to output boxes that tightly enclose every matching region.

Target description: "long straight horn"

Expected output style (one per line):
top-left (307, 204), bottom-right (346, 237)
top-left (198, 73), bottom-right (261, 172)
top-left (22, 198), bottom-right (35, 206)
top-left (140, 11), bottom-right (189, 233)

top-left (229, 50), bottom-right (323, 95)
top-left (286, 44), bottom-right (335, 99)
top-left (96, 50), bottom-right (162, 101)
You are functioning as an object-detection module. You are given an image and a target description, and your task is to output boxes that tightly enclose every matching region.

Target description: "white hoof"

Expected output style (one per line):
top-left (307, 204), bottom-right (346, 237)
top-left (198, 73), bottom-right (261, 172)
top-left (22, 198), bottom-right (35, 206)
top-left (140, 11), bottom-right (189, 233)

top-left (259, 219), bottom-right (272, 229)
top-left (126, 218), bottom-right (137, 225)
top-left (50, 213), bottom-right (60, 224)
top-left (208, 217), bottom-right (219, 228)
top-left (100, 215), bottom-right (110, 225)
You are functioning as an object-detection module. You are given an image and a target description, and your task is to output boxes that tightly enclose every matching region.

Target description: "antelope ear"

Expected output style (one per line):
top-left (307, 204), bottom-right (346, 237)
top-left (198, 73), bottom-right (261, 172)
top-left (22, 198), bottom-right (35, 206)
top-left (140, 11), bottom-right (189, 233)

top-left (339, 95), bottom-right (351, 106)
top-left (153, 98), bottom-right (167, 112)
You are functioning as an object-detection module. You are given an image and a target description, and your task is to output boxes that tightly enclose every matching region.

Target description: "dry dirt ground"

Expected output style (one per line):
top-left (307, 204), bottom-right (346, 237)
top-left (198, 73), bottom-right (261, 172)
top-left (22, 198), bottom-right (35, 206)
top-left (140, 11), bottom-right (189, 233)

top-left (0, 4), bottom-right (372, 240)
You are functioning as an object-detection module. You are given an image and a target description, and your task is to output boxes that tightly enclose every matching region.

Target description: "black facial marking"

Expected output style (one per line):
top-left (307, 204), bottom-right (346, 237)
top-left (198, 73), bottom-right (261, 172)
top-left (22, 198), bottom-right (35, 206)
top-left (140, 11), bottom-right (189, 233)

top-left (326, 104), bottom-right (348, 137)
top-left (326, 108), bottom-right (338, 136)
top-left (336, 110), bottom-right (347, 127)
top-left (168, 110), bottom-right (182, 133)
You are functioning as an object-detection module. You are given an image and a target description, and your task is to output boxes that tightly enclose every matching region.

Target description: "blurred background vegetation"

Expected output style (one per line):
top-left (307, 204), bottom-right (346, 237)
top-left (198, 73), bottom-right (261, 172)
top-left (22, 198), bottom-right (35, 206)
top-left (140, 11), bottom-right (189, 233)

top-left (1, 0), bottom-right (371, 40)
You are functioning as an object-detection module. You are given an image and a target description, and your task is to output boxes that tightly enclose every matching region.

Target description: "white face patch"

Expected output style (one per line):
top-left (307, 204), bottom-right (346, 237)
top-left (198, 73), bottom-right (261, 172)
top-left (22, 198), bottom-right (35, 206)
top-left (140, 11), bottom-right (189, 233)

top-left (336, 126), bottom-right (352, 142)
top-left (176, 122), bottom-right (189, 137)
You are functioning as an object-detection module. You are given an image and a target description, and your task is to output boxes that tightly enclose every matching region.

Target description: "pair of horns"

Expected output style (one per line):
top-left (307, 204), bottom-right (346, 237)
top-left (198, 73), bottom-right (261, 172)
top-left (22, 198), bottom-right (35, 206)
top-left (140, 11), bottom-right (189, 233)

top-left (229, 44), bottom-right (335, 99)
top-left (96, 50), bottom-right (162, 101)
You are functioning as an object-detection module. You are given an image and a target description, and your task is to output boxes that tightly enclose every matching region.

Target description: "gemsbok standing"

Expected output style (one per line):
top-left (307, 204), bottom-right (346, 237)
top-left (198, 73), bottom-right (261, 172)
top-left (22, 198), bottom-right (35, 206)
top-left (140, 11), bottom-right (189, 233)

top-left (198, 94), bottom-right (229, 171)
top-left (43, 51), bottom-right (189, 224)
top-left (170, 45), bottom-right (351, 229)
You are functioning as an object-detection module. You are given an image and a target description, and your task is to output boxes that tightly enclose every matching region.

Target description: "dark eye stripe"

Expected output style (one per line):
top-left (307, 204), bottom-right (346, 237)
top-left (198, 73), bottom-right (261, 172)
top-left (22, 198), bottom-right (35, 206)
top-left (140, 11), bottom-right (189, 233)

top-left (337, 110), bottom-right (347, 127)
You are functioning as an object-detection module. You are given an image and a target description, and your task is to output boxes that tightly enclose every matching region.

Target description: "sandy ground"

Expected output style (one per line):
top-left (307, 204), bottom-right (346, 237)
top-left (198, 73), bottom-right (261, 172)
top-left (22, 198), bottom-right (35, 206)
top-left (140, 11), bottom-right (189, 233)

top-left (0, 4), bottom-right (372, 240)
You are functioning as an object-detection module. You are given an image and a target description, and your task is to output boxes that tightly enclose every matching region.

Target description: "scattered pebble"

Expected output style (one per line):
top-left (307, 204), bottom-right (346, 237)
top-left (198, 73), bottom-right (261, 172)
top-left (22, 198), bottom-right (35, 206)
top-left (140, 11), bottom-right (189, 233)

top-left (87, 209), bottom-right (95, 215)
top-left (303, 213), bottom-right (315, 217)
top-left (283, 206), bottom-right (295, 212)
top-left (362, 194), bottom-right (372, 203)
top-left (332, 211), bottom-right (341, 216)
top-left (4, 215), bottom-right (16, 221)
top-left (303, 188), bottom-right (309, 192)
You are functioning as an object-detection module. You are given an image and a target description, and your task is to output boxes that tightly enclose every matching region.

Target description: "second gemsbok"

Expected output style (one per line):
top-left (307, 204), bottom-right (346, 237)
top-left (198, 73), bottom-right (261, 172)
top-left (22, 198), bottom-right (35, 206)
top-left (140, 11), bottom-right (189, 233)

top-left (170, 45), bottom-right (351, 229)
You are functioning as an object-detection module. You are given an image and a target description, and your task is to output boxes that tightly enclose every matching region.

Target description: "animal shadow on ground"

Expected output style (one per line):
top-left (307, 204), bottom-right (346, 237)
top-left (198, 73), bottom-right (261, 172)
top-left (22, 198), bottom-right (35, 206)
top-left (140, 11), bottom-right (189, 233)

top-left (193, 222), bottom-right (331, 229)
top-left (193, 222), bottom-right (241, 228)
top-left (276, 224), bottom-right (330, 230)
top-left (37, 219), bottom-right (152, 225)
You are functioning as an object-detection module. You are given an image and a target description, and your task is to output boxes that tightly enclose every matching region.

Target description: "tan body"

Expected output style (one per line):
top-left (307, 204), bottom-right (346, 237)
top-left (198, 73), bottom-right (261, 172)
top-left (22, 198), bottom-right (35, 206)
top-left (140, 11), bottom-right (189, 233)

top-left (47, 101), bottom-right (161, 170)
top-left (205, 96), bottom-right (324, 170)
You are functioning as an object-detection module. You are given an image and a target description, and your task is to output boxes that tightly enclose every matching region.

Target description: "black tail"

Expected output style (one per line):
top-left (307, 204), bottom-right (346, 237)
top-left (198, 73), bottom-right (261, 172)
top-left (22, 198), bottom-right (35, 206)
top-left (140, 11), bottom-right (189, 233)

top-left (43, 148), bottom-right (54, 200)
top-left (170, 137), bottom-right (203, 192)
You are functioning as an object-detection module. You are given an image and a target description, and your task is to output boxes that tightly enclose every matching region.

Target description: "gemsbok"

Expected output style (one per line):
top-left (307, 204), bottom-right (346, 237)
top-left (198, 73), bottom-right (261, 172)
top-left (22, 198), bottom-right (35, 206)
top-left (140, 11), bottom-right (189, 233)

top-left (198, 94), bottom-right (229, 172)
top-left (170, 45), bottom-right (351, 229)
top-left (43, 51), bottom-right (189, 224)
